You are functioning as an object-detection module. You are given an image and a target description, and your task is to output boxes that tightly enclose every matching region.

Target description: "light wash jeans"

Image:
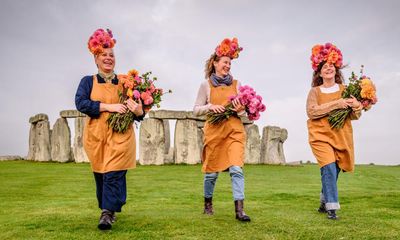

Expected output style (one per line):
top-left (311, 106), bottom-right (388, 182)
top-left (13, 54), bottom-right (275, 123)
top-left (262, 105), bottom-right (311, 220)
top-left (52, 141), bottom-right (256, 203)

top-left (204, 166), bottom-right (245, 201)
top-left (320, 162), bottom-right (341, 210)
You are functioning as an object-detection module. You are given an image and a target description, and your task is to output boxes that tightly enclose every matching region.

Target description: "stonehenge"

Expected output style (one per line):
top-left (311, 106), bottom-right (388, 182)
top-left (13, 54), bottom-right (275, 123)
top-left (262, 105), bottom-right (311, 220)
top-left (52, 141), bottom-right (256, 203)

top-left (27, 110), bottom-right (288, 165)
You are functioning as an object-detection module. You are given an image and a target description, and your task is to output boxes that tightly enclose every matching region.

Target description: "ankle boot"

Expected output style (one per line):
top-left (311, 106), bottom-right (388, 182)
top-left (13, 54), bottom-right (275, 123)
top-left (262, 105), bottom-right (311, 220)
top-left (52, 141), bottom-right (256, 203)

top-left (317, 202), bottom-right (327, 213)
top-left (234, 200), bottom-right (251, 222)
top-left (327, 210), bottom-right (339, 220)
top-left (98, 209), bottom-right (113, 230)
top-left (203, 197), bottom-right (213, 215)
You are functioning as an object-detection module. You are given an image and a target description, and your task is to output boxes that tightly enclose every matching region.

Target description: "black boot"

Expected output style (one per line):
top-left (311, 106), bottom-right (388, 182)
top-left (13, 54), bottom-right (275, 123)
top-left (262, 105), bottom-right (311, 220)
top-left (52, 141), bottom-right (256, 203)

top-left (98, 209), bottom-right (113, 230)
top-left (327, 210), bottom-right (339, 220)
top-left (317, 202), bottom-right (327, 213)
top-left (234, 200), bottom-right (251, 222)
top-left (203, 197), bottom-right (213, 215)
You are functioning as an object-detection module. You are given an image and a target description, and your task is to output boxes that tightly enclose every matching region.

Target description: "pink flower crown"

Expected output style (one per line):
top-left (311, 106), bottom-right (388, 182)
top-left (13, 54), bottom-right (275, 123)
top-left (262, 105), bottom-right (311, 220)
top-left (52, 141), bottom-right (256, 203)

top-left (215, 38), bottom-right (243, 59)
top-left (310, 43), bottom-right (343, 71)
top-left (87, 28), bottom-right (116, 55)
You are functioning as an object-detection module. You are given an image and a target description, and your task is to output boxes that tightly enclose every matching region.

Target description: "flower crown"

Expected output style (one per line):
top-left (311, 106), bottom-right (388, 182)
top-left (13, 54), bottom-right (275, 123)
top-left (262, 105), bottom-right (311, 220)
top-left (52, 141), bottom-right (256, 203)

top-left (215, 38), bottom-right (243, 59)
top-left (310, 43), bottom-right (343, 71)
top-left (87, 28), bottom-right (116, 55)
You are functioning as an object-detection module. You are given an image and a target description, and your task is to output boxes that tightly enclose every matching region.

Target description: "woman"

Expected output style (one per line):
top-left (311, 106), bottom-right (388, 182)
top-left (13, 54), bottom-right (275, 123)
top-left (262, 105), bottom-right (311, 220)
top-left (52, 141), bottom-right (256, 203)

top-left (75, 29), bottom-right (144, 230)
top-left (306, 43), bottom-right (363, 220)
top-left (193, 38), bottom-right (250, 222)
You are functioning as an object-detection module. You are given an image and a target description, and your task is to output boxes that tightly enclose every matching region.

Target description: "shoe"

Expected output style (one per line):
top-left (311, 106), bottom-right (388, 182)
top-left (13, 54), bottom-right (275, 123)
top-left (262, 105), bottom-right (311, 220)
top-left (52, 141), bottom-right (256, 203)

top-left (98, 209), bottom-right (113, 230)
top-left (317, 202), bottom-right (327, 213)
top-left (327, 210), bottom-right (339, 220)
top-left (234, 200), bottom-right (251, 222)
top-left (203, 197), bottom-right (214, 215)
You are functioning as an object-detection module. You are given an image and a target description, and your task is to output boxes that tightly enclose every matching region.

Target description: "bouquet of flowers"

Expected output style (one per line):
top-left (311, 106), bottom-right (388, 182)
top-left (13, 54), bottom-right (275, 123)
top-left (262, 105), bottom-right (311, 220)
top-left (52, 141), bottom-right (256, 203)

top-left (107, 69), bottom-right (171, 133)
top-left (328, 66), bottom-right (378, 129)
top-left (206, 85), bottom-right (266, 124)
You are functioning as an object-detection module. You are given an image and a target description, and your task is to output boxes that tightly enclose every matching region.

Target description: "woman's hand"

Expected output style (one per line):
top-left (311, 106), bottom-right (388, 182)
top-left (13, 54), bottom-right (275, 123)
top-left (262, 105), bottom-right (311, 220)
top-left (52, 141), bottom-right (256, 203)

top-left (232, 98), bottom-right (245, 112)
top-left (126, 98), bottom-right (144, 116)
top-left (209, 104), bottom-right (225, 113)
top-left (346, 96), bottom-right (362, 109)
top-left (336, 99), bottom-right (350, 109)
top-left (101, 103), bottom-right (127, 113)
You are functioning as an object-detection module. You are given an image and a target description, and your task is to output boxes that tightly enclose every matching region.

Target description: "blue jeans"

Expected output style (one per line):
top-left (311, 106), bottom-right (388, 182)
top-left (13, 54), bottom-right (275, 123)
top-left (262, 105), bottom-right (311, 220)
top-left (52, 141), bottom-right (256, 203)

top-left (204, 166), bottom-right (245, 201)
top-left (320, 162), bottom-right (341, 210)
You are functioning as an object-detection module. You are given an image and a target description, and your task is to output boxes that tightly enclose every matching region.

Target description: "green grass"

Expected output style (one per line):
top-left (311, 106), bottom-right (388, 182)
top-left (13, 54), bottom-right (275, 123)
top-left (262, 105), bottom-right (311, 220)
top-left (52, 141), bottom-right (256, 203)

top-left (0, 161), bottom-right (399, 240)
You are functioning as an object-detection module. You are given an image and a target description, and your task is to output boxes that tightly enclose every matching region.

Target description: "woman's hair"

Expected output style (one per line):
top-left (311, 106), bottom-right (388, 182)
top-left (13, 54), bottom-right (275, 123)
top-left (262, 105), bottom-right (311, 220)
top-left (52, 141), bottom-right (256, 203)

top-left (204, 53), bottom-right (221, 79)
top-left (312, 61), bottom-right (344, 87)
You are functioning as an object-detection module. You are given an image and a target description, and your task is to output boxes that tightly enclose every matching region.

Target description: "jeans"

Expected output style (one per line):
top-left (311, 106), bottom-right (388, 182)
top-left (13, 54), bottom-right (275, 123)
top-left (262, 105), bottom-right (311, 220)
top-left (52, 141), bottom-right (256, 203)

top-left (320, 162), bottom-right (341, 210)
top-left (204, 165), bottom-right (245, 201)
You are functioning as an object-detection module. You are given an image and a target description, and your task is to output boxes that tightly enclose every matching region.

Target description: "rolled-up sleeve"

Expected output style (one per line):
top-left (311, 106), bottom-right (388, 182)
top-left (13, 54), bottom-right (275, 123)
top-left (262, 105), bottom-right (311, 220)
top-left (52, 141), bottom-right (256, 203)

top-left (75, 76), bottom-right (101, 118)
top-left (306, 88), bottom-right (341, 119)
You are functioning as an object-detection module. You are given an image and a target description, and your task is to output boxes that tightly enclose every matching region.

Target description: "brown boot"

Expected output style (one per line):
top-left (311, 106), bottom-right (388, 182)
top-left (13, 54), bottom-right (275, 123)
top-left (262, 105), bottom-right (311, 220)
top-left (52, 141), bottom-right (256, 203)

top-left (203, 197), bottom-right (214, 215)
top-left (234, 200), bottom-right (251, 222)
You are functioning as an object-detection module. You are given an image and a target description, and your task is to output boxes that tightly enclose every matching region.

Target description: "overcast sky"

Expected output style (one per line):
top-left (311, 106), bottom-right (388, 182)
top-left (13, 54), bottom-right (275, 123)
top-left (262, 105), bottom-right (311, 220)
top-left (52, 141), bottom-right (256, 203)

top-left (1, 0), bottom-right (399, 165)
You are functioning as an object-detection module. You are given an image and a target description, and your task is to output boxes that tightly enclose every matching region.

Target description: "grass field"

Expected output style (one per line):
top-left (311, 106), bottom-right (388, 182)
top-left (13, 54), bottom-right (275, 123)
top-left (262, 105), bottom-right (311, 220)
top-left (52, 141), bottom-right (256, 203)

top-left (0, 161), bottom-right (399, 239)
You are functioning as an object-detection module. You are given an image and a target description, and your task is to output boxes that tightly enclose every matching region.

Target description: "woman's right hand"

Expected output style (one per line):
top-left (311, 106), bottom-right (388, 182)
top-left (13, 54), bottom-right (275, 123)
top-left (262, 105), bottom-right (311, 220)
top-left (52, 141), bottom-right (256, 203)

top-left (209, 104), bottom-right (225, 113)
top-left (100, 103), bottom-right (127, 113)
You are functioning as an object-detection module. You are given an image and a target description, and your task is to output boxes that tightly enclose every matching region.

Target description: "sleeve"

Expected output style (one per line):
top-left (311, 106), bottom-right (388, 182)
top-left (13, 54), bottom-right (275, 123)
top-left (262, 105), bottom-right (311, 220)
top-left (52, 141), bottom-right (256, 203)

top-left (306, 88), bottom-right (342, 119)
top-left (75, 76), bottom-right (101, 118)
top-left (235, 80), bottom-right (247, 117)
top-left (193, 82), bottom-right (212, 116)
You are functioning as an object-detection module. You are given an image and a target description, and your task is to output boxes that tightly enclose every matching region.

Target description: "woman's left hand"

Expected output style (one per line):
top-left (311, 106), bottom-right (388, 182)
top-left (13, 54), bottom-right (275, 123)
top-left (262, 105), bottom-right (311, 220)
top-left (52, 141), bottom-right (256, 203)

top-left (232, 98), bottom-right (245, 112)
top-left (125, 98), bottom-right (144, 116)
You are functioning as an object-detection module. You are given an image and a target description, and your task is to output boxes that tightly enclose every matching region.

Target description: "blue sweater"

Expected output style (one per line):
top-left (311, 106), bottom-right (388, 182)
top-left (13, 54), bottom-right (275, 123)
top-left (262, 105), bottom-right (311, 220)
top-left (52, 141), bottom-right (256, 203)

top-left (75, 74), bottom-right (145, 121)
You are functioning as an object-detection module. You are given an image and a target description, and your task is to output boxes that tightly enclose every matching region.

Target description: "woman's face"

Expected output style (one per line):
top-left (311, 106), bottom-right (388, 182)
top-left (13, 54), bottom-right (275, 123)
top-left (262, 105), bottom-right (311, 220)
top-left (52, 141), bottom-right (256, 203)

top-left (95, 48), bottom-right (115, 73)
top-left (320, 62), bottom-right (336, 80)
top-left (214, 56), bottom-right (231, 76)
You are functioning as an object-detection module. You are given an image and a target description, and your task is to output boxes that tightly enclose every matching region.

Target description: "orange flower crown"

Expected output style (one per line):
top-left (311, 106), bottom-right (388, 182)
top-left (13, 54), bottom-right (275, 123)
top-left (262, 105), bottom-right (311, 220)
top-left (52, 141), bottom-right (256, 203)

top-left (310, 43), bottom-right (343, 71)
top-left (215, 38), bottom-right (243, 59)
top-left (87, 28), bottom-right (116, 55)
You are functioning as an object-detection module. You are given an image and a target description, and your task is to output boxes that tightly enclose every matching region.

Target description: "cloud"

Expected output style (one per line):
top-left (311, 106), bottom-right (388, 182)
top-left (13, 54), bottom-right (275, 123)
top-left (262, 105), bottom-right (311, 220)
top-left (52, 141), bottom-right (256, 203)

top-left (0, 0), bottom-right (399, 165)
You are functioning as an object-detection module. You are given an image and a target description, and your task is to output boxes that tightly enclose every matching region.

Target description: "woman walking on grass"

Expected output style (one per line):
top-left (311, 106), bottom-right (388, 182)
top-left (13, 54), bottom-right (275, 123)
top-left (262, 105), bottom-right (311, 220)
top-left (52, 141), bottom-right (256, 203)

top-left (306, 43), bottom-right (363, 220)
top-left (193, 38), bottom-right (250, 222)
top-left (75, 28), bottom-right (145, 230)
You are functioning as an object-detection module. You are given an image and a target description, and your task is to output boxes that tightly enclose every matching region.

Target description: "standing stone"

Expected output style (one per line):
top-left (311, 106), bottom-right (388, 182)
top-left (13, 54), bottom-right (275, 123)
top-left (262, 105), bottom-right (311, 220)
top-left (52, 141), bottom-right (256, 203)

top-left (51, 118), bottom-right (72, 162)
top-left (27, 124), bottom-right (36, 160)
top-left (174, 119), bottom-right (202, 164)
top-left (260, 126), bottom-right (288, 164)
top-left (73, 117), bottom-right (89, 163)
top-left (244, 124), bottom-right (261, 164)
top-left (35, 119), bottom-right (52, 161)
top-left (27, 114), bottom-right (49, 161)
top-left (139, 118), bottom-right (166, 165)
top-left (163, 120), bottom-right (170, 154)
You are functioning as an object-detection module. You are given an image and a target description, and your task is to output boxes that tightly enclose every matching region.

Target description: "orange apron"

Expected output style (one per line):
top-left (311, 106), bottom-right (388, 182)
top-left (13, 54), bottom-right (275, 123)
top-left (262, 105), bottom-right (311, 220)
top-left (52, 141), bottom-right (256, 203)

top-left (202, 80), bottom-right (246, 173)
top-left (83, 75), bottom-right (136, 173)
top-left (307, 85), bottom-right (354, 172)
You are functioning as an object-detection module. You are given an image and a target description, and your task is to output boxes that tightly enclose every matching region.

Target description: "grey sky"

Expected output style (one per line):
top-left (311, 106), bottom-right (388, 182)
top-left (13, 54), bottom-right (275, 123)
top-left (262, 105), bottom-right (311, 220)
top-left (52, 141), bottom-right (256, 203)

top-left (1, 0), bottom-right (399, 165)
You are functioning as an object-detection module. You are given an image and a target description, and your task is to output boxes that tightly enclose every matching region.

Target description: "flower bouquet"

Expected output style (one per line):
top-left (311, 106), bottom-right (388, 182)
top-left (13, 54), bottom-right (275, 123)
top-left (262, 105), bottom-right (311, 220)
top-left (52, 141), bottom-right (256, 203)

top-left (107, 69), bottom-right (171, 133)
top-left (328, 66), bottom-right (377, 129)
top-left (206, 85), bottom-right (266, 124)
